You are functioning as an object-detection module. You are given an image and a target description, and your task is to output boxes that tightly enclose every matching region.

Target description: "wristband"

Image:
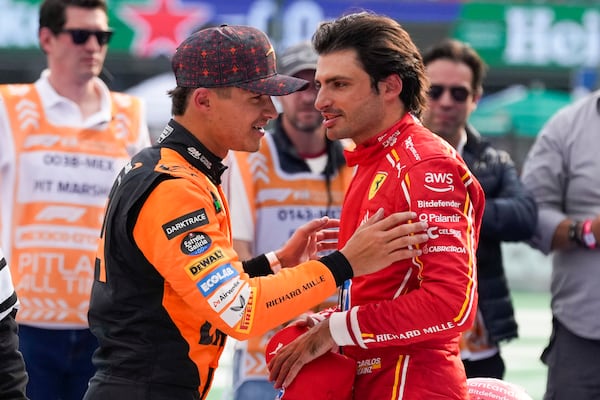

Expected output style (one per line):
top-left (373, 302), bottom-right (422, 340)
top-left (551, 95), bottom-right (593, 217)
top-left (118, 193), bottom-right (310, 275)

top-left (581, 219), bottom-right (597, 249)
top-left (265, 251), bottom-right (282, 273)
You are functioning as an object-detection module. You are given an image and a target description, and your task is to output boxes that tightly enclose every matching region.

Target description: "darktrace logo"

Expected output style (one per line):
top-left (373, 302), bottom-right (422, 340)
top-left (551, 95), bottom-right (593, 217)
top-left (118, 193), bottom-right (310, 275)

top-left (163, 209), bottom-right (209, 239)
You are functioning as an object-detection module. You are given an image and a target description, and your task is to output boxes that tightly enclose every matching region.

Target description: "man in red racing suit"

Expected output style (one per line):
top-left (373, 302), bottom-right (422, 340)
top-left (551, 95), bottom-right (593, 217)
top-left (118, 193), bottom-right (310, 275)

top-left (268, 13), bottom-right (485, 400)
top-left (333, 113), bottom-right (484, 399)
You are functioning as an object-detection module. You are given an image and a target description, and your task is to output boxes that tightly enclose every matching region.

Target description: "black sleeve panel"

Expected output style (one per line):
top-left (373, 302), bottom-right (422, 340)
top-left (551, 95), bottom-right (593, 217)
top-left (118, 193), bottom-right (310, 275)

top-left (242, 254), bottom-right (273, 277)
top-left (319, 250), bottom-right (353, 287)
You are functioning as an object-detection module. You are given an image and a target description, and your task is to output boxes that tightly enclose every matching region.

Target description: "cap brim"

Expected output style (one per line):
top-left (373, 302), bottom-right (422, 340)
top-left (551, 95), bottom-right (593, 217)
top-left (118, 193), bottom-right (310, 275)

top-left (237, 74), bottom-right (309, 96)
top-left (281, 63), bottom-right (317, 77)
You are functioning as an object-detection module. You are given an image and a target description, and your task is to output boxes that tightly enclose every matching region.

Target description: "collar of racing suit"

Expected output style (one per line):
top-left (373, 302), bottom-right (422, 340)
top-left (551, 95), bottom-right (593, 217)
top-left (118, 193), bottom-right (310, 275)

top-left (156, 119), bottom-right (228, 185)
top-left (343, 112), bottom-right (416, 167)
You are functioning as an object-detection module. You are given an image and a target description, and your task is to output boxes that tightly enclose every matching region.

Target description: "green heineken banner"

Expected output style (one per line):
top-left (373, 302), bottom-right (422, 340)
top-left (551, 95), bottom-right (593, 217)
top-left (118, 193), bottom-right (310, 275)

top-left (0, 0), bottom-right (460, 57)
top-left (453, 3), bottom-right (600, 69)
top-left (2, 0), bottom-right (600, 69)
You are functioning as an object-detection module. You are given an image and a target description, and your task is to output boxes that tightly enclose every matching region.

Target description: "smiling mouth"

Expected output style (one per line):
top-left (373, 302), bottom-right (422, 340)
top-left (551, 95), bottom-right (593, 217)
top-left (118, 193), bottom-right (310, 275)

top-left (321, 112), bottom-right (339, 121)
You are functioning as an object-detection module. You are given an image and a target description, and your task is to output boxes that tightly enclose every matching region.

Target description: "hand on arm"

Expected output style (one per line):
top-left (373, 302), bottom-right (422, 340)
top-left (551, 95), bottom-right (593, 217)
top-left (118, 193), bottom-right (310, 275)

top-left (341, 209), bottom-right (428, 277)
top-left (268, 318), bottom-right (335, 389)
top-left (274, 217), bottom-right (341, 268)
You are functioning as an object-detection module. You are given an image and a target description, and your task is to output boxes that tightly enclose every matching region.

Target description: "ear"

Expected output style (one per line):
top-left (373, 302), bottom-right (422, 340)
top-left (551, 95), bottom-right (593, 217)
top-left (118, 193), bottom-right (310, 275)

top-left (470, 88), bottom-right (483, 113)
top-left (379, 74), bottom-right (403, 99)
top-left (189, 88), bottom-right (212, 110)
top-left (38, 27), bottom-right (54, 53)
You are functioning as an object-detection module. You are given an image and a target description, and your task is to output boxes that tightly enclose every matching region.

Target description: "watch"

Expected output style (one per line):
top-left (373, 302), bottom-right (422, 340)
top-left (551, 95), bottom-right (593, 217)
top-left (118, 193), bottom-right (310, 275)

top-left (568, 220), bottom-right (580, 244)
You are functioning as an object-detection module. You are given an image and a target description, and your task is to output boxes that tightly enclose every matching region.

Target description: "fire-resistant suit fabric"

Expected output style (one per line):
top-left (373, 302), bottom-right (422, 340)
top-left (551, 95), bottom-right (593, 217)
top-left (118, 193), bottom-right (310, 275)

top-left (329, 113), bottom-right (485, 399)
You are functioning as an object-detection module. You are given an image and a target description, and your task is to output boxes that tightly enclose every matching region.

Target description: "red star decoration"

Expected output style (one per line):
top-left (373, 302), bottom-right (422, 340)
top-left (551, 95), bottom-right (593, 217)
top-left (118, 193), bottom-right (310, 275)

top-left (121, 0), bottom-right (212, 57)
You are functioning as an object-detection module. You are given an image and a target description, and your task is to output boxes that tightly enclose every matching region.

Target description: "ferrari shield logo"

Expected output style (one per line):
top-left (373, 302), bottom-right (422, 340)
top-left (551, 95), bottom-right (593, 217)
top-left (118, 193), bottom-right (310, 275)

top-left (368, 172), bottom-right (388, 200)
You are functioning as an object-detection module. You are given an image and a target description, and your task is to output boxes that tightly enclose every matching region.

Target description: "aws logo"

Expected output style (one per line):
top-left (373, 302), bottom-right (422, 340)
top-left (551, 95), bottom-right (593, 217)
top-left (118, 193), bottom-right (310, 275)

top-left (424, 172), bottom-right (454, 193)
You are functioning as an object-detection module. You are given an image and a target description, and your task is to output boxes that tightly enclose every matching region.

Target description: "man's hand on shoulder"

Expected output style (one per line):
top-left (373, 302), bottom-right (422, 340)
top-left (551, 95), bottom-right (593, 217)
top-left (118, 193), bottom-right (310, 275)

top-left (341, 209), bottom-right (428, 277)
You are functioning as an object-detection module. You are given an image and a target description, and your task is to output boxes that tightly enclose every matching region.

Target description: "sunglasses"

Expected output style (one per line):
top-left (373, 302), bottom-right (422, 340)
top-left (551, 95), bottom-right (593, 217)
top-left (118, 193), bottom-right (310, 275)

top-left (59, 29), bottom-right (114, 46)
top-left (428, 85), bottom-right (471, 103)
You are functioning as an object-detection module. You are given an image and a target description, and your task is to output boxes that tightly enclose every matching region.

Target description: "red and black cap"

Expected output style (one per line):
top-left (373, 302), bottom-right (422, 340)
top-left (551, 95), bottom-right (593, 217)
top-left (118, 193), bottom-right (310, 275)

top-left (172, 25), bottom-right (309, 96)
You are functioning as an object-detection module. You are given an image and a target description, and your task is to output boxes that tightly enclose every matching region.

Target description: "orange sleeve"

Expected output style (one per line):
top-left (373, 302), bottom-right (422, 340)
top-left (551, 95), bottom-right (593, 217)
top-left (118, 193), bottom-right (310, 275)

top-left (133, 177), bottom-right (338, 340)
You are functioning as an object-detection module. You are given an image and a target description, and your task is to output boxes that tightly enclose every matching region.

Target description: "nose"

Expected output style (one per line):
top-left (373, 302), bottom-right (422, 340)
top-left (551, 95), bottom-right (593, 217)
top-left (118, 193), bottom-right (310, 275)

top-left (264, 97), bottom-right (278, 119)
top-left (314, 87), bottom-right (328, 112)
top-left (84, 34), bottom-right (103, 50)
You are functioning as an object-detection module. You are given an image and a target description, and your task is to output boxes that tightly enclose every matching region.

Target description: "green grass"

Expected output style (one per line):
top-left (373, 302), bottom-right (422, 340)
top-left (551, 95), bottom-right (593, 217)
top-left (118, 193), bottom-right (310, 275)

top-left (503, 290), bottom-right (551, 400)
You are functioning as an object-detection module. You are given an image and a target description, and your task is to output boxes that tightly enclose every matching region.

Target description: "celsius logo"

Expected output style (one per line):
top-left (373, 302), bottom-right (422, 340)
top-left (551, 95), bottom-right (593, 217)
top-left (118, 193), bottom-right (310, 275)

top-left (181, 232), bottom-right (212, 255)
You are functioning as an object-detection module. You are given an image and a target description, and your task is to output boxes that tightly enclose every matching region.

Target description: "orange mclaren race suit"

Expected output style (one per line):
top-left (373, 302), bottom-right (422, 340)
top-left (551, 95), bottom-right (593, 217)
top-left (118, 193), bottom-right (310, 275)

top-left (325, 113), bottom-right (484, 400)
top-left (84, 120), bottom-right (354, 400)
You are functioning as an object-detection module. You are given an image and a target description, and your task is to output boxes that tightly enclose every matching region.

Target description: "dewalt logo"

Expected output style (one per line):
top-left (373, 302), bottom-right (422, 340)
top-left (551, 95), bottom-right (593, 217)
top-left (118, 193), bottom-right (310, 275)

top-left (185, 248), bottom-right (225, 280)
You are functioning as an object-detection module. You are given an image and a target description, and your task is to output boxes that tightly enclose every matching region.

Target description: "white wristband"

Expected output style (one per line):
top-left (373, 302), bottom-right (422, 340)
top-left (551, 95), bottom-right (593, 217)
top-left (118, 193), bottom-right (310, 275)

top-left (266, 251), bottom-right (281, 273)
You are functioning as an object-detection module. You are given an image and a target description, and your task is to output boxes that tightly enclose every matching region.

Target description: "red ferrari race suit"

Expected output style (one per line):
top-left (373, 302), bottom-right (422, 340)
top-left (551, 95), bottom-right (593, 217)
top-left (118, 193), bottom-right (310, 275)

top-left (85, 120), bottom-right (353, 400)
top-left (329, 113), bottom-right (485, 399)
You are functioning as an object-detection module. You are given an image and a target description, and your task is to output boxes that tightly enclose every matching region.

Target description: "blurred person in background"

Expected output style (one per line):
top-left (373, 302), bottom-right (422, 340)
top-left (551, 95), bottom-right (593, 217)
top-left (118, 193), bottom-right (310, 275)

top-left (227, 41), bottom-right (353, 400)
top-left (268, 12), bottom-right (485, 399)
top-left (0, 0), bottom-right (150, 398)
top-left (421, 38), bottom-right (537, 379)
top-left (521, 89), bottom-right (600, 400)
top-left (0, 247), bottom-right (28, 400)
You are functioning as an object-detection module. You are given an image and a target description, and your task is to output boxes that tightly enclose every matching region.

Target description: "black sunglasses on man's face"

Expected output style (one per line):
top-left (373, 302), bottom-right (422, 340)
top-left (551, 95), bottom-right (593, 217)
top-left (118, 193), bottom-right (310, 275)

top-left (428, 85), bottom-right (471, 103)
top-left (59, 29), bottom-right (114, 46)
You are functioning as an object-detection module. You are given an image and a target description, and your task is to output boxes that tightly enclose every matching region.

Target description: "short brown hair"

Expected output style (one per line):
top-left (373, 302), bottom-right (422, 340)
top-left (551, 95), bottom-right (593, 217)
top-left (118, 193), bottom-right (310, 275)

top-left (39, 0), bottom-right (108, 34)
top-left (312, 11), bottom-right (428, 118)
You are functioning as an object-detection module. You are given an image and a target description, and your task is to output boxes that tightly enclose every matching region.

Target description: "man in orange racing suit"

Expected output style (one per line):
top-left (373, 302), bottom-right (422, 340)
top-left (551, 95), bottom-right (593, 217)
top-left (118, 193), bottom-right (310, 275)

top-left (268, 13), bottom-right (485, 400)
top-left (83, 25), bottom-right (429, 400)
